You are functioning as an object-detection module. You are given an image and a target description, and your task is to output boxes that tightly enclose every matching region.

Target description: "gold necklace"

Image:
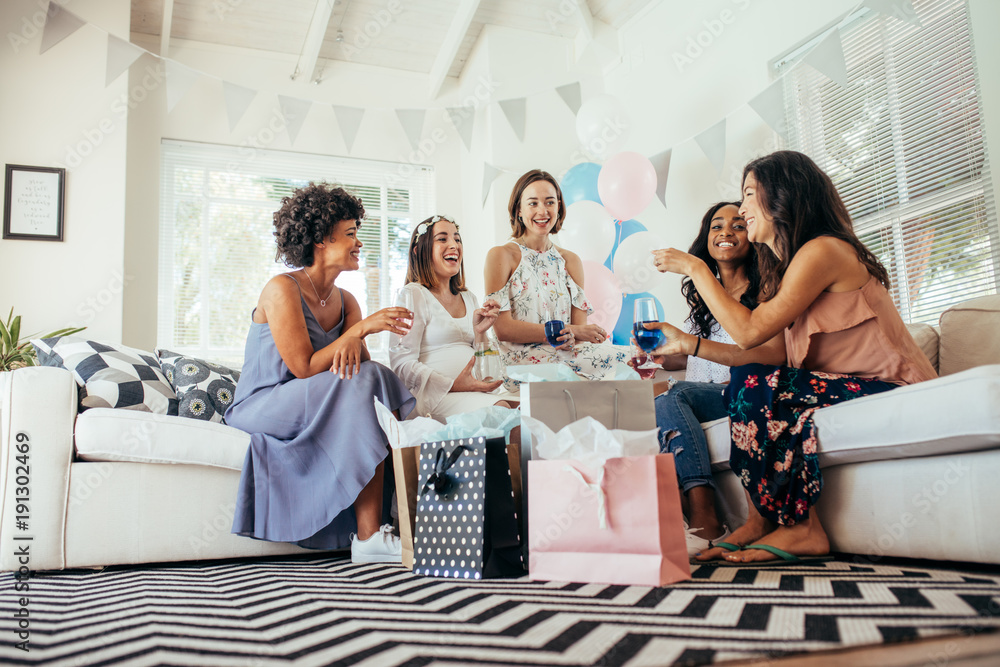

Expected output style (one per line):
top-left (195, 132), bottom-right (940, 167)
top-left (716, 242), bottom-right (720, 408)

top-left (302, 269), bottom-right (337, 307)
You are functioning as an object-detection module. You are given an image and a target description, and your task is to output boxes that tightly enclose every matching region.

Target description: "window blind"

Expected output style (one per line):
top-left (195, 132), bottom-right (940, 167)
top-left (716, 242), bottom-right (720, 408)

top-left (776, 0), bottom-right (998, 324)
top-left (158, 140), bottom-right (435, 366)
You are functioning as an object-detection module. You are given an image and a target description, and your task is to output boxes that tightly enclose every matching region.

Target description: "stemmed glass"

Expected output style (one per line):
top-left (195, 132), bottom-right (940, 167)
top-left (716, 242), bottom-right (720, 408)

top-left (632, 297), bottom-right (663, 353)
top-left (389, 287), bottom-right (414, 353)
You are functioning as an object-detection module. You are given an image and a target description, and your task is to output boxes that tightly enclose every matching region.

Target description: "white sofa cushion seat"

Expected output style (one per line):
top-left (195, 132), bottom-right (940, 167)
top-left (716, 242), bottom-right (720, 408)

top-left (702, 364), bottom-right (1000, 471)
top-left (75, 408), bottom-right (250, 471)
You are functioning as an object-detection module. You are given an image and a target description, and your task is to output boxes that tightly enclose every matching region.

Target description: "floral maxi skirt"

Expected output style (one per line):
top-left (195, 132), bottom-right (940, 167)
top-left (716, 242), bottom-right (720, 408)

top-left (724, 363), bottom-right (896, 526)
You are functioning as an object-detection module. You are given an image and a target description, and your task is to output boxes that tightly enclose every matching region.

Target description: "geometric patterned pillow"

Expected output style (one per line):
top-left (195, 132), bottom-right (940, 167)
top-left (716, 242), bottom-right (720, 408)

top-left (31, 337), bottom-right (178, 415)
top-left (156, 350), bottom-right (240, 424)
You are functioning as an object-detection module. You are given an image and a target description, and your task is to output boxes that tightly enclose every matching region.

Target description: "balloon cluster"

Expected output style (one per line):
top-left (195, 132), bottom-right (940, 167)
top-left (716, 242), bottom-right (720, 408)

top-left (557, 96), bottom-right (666, 345)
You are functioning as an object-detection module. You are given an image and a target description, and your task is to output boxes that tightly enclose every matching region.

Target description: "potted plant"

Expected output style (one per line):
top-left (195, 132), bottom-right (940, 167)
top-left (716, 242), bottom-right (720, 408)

top-left (0, 308), bottom-right (85, 372)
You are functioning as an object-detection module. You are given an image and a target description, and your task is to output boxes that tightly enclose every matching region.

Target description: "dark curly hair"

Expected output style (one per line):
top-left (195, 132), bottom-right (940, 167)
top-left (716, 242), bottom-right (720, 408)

top-left (742, 151), bottom-right (889, 302)
top-left (273, 182), bottom-right (365, 268)
top-left (682, 201), bottom-right (761, 339)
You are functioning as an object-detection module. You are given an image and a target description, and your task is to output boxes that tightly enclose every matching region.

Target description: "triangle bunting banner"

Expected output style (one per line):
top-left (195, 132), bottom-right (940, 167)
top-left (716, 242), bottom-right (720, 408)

top-left (105, 34), bottom-right (145, 86)
top-left (482, 163), bottom-right (501, 207)
top-left (165, 60), bottom-right (201, 112)
top-left (694, 119), bottom-right (727, 174)
top-left (40, 3), bottom-right (85, 55)
top-left (446, 106), bottom-right (476, 152)
top-left (555, 82), bottom-right (582, 115)
top-left (804, 28), bottom-right (848, 88)
top-left (333, 106), bottom-right (365, 153)
top-left (223, 82), bottom-right (258, 132)
top-left (278, 95), bottom-right (312, 145)
top-left (748, 79), bottom-right (788, 139)
top-left (499, 98), bottom-right (527, 142)
top-left (648, 149), bottom-right (672, 207)
top-left (395, 109), bottom-right (426, 152)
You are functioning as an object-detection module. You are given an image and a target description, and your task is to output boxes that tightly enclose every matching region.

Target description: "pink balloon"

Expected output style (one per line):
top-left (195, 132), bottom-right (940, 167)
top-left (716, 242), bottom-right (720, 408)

top-left (597, 151), bottom-right (658, 221)
top-left (581, 260), bottom-right (623, 334)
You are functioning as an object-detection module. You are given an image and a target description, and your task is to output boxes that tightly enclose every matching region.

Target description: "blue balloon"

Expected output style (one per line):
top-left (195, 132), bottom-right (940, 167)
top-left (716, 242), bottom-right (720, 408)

top-left (612, 292), bottom-right (664, 346)
top-left (603, 218), bottom-right (648, 270)
top-left (561, 162), bottom-right (602, 206)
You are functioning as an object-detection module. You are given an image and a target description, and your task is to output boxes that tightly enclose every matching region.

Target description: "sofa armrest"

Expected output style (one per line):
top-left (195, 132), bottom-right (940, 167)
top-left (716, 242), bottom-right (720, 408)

top-left (0, 367), bottom-right (78, 571)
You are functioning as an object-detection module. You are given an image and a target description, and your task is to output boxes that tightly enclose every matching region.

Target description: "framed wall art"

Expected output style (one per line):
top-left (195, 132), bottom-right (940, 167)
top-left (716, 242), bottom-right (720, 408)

top-left (3, 164), bottom-right (66, 241)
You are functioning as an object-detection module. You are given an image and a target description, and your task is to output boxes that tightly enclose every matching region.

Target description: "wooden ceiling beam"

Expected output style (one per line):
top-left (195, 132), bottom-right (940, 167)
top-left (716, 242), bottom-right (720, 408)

top-left (428, 0), bottom-right (482, 98)
top-left (160, 0), bottom-right (174, 57)
top-left (297, 0), bottom-right (337, 82)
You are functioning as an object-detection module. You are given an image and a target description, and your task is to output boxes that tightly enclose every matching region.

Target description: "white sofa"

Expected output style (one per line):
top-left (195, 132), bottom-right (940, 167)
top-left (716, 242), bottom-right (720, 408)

top-left (704, 295), bottom-right (1000, 565)
top-left (2, 296), bottom-right (999, 571)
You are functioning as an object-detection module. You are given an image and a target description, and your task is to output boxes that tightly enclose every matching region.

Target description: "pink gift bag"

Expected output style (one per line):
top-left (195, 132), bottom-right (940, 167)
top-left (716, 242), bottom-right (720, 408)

top-left (528, 454), bottom-right (691, 587)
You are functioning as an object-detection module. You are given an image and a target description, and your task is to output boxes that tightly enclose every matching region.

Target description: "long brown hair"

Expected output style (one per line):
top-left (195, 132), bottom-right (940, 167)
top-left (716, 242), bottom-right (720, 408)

top-left (743, 151), bottom-right (889, 301)
top-left (507, 169), bottom-right (566, 238)
top-left (405, 215), bottom-right (466, 295)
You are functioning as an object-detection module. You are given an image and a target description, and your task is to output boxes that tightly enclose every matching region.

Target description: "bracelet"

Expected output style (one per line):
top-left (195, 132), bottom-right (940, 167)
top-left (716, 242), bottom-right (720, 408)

top-left (693, 337), bottom-right (702, 358)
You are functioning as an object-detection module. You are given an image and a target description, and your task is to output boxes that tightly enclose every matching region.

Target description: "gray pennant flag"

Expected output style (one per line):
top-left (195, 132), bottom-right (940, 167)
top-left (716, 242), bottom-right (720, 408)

top-left (446, 106), bottom-right (475, 152)
top-left (165, 60), bottom-right (201, 112)
top-left (482, 163), bottom-right (501, 207)
top-left (863, 0), bottom-right (922, 27)
top-left (105, 34), bottom-right (145, 86)
top-left (556, 82), bottom-right (582, 115)
top-left (805, 28), bottom-right (848, 88)
top-left (499, 98), bottom-right (527, 142)
top-left (333, 106), bottom-right (365, 153)
top-left (395, 109), bottom-right (426, 151)
top-left (279, 95), bottom-right (312, 145)
top-left (223, 82), bottom-right (257, 132)
top-left (40, 2), bottom-right (85, 54)
top-left (648, 149), bottom-right (672, 207)
top-left (694, 119), bottom-right (727, 174)
top-left (748, 79), bottom-right (788, 139)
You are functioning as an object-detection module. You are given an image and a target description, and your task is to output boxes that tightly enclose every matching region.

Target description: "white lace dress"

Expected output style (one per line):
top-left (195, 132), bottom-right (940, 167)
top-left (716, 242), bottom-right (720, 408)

top-left (487, 242), bottom-right (629, 391)
top-left (389, 283), bottom-right (507, 420)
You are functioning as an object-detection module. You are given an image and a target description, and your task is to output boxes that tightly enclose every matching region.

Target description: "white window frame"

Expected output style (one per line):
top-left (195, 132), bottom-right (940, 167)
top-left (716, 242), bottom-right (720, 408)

top-left (158, 139), bottom-right (435, 366)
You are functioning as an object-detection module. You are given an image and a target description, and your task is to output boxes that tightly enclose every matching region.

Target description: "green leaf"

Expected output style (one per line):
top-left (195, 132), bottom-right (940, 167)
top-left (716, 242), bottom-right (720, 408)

top-left (9, 315), bottom-right (20, 348)
top-left (0, 317), bottom-right (11, 351)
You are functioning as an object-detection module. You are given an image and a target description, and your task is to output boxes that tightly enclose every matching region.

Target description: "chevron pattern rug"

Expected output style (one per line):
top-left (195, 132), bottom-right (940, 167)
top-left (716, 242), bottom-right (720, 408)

top-left (1, 556), bottom-right (998, 666)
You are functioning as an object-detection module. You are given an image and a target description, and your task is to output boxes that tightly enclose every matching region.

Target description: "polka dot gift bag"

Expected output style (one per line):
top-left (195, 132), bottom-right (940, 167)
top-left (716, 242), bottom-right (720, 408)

top-left (413, 437), bottom-right (525, 579)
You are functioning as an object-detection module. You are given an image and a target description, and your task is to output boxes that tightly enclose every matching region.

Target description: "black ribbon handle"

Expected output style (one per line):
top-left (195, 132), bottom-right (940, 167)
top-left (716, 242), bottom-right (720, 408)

top-left (420, 444), bottom-right (470, 497)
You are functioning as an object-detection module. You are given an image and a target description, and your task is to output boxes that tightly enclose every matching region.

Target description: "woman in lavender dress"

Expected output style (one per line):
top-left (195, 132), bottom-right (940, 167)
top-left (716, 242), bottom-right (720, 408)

top-left (226, 183), bottom-right (415, 564)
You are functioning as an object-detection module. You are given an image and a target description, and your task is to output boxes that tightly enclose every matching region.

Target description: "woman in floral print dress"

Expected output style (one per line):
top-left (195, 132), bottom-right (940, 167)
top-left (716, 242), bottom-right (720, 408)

top-left (648, 151), bottom-right (936, 564)
top-left (485, 169), bottom-right (629, 391)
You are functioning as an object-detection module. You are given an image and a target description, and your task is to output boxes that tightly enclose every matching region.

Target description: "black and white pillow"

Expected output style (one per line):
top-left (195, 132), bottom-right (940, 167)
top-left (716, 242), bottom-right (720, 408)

top-left (157, 350), bottom-right (240, 423)
top-left (31, 337), bottom-right (178, 415)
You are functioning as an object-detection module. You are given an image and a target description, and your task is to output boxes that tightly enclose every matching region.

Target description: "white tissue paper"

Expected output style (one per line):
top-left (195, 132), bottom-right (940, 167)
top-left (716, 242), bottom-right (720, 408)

top-left (505, 363), bottom-right (581, 383)
top-left (521, 414), bottom-right (659, 468)
top-left (421, 405), bottom-right (520, 442)
top-left (373, 397), bottom-right (445, 449)
top-left (604, 361), bottom-right (641, 381)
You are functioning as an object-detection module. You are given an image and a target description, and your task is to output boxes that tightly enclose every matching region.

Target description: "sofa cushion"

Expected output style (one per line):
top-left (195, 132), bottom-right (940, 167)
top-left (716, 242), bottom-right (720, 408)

top-left (702, 364), bottom-right (1000, 471)
top-left (939, 295), bottom-right (1000, 375)
top-left (75, 408), bottom-right (250, 470)
top-left (156, 350), bottom-right (240, 424)
top-left (905, 322), bottom-right (939, 371)
top-left (812, 364), bottom-right (1000, 466)
top-left (32, 337), bottom-right (177, 415)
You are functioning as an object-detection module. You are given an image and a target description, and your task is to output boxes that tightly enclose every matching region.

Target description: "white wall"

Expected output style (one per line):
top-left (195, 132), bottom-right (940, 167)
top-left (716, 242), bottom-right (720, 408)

top-left (0, 0), bottom-right (129, 343)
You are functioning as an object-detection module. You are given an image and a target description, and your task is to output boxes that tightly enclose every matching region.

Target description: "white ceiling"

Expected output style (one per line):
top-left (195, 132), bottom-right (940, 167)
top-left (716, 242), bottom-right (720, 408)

top-left (131, 0), bottom-right (657, 93)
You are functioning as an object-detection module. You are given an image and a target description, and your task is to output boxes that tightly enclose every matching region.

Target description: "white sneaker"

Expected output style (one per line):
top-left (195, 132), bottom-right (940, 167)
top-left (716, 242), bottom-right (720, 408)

top-left (685, 524), bottom-right (731, 561)
top-left (351, 524), bottom-right (402, 564)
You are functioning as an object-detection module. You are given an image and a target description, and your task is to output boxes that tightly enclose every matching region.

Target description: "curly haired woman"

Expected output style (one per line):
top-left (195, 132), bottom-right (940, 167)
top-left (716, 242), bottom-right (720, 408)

top-left (226, 183), bottom-right (415, 564)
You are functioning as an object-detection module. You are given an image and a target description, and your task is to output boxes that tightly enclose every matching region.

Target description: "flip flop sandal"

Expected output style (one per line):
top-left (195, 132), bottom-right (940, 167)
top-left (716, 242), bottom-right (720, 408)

top-left (692, 541), bottom-right (742, 565)
top-left (715, 543), bottom-right (835, 567)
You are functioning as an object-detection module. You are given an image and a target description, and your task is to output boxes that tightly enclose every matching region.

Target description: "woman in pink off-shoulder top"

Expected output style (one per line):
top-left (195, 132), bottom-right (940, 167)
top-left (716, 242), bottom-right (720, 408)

top-left (648, 151), bottom-right (936, 565)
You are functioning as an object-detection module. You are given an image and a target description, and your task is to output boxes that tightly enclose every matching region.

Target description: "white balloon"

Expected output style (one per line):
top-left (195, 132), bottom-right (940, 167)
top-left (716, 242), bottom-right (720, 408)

top-left (613, 231), bottom-right (666, 294)
top-left (575, 94), bottom-right (630, 160)
top-left (555, 201), bottom-right (617, 263)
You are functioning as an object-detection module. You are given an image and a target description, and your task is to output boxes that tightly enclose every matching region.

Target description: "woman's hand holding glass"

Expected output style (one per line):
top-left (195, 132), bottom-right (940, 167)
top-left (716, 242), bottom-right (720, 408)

top-left (452, 355), bottom-right (503, 393)
top-left (472, 299), bottom-right (501, 336)
top-left (567, 323), bottom-right (608, 344)
top-left (643, 321), bottom-right (690, 364)
top-left (651, 248), bottom-right (702, 276)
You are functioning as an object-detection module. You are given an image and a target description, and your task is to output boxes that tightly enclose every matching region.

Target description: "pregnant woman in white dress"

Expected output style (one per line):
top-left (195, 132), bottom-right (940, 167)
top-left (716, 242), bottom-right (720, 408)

top-left (390, 215), bottom-right (515, 420)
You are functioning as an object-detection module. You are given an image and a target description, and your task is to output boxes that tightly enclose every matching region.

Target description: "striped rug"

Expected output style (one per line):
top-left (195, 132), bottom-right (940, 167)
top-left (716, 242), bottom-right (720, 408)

top-left (1, 555), bottom-right (998, 666)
